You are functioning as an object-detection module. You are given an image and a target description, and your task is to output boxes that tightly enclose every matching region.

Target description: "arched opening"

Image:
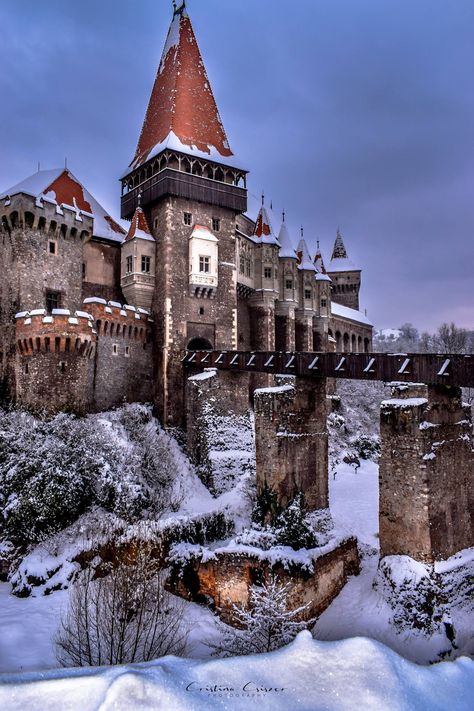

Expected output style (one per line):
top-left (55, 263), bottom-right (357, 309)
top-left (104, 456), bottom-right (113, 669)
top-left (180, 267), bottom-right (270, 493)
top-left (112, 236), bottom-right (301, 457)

top-left (343, 332), bottom-right (350, 352)
top-left (181, 157), bottom-right (191, 174)
top-left (10, 211), bottom-right (19, 228)
top-left (364, 337), bottom-right (370, 354)
top-left (24, 212), bottom-right (35, 228)
top-left (335, 330), bottom-right (342, 351)
top-left (351, 334), bottom-right (356, 352)
top-left (214, 167), bottom-right (224, 183)
top-left (187, 337), bottom-right (213, 351)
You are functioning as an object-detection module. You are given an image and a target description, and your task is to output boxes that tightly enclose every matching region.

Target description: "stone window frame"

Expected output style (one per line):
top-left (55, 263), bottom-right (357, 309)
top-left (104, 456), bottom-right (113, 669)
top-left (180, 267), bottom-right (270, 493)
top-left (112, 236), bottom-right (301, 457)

top-left (263, 266), bottom-right (272, 279)
top-left (321, 298), bottom-right (327, 308)
top-left (285, 279), bottom-right (293, 290)
top-left (45, 289), bottom-right (62, 313)
top-left (125, 345), bottom-right (130, 358)
top-left (48, 240), bottom-right (58, 255)
top-left (183, 212), bottom-right (192, 226)
top-left (304, 288), bottom-right (312, 300)
top-left (126, 255), bottom-right (133, 274)
top-left (212, 217), bottom-right (220, 232)
top-left (112, 343), bottom-right (119, 356)
top-left (141, 255), bottom-right (151, 273)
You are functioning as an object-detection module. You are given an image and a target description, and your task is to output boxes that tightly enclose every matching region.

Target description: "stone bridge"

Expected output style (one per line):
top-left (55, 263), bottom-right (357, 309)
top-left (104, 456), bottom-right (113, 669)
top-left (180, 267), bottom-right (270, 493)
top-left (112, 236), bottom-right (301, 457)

top-left (184, 350), bottom-right (474, 564)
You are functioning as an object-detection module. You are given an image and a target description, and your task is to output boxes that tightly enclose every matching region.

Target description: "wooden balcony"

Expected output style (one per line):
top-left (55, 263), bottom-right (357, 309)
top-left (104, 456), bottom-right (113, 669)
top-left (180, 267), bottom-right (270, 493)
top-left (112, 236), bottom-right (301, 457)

top-left (121, 168), bottom-right (247, 219)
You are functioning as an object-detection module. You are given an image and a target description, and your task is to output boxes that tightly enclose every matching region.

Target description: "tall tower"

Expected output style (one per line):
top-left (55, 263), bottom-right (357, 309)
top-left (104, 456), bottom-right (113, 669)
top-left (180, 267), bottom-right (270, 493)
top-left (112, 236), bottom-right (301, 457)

top-left (120, 3), bottom-right (248, 426)
top-left (326, 228), bottom-right (361, 311)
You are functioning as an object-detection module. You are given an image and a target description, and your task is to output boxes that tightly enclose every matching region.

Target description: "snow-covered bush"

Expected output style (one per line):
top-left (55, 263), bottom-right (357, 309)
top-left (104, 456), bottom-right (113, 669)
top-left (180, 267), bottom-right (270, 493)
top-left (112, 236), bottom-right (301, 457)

top-left (275, 493), bottom-right (317, 550)
top-left (0, 404), bottom-right (188, 547)
top-left (211, 579), bottom-right (312, 656)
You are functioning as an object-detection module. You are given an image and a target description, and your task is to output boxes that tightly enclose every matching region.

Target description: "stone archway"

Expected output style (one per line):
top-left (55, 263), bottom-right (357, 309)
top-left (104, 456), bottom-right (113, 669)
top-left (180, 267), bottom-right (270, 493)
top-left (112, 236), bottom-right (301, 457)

top-left (187, 337), bottom-right (213, 351)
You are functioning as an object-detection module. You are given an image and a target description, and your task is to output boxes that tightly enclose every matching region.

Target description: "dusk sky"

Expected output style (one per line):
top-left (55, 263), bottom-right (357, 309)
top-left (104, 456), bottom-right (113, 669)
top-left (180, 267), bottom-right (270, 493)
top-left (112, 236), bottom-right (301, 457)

top-left (1, 0), bottom-right (472, 332)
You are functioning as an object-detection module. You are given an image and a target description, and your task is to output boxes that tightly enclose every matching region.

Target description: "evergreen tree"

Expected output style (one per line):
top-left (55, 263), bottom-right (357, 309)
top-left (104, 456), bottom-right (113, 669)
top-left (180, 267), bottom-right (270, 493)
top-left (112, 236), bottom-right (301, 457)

top-left (213, 579), bottom-right (313, 656)
top-left (275, 492), bottom-right (317, 550)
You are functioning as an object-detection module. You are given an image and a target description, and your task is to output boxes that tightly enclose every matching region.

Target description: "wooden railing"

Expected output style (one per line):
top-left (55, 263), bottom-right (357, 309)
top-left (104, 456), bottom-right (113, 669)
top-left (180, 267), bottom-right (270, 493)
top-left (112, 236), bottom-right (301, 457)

top-left (182, 350), bottom-right (474, 388)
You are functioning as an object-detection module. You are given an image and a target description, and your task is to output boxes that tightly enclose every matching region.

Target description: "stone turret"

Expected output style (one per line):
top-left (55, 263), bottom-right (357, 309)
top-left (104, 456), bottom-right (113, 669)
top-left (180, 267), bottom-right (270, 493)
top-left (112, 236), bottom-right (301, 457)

top-left (327, 228), bottom-right (361, 311)
top-left (295, 232), bottom-right (316, 350)
top-left (275, 214), bottom-right (298, 350)
top-left (121, 206), bottom-right (155, 310)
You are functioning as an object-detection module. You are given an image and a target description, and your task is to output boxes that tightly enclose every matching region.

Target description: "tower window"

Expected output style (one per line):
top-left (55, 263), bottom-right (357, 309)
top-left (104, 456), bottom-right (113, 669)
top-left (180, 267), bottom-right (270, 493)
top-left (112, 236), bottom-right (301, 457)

top-left (125, 346), bottom-right (130, 357)
top-left (304, 289), bottom-right (312, 300)
top-left (141, 255), bottom-right (151, 273)
top-left (48, 241), bottom-right (57, 255)
top-left (46, 290), bottom-right (61, 312)
top-left (321, 298), bottom-right (327, 308)
top-left (285, 279), bottom-right (292, 290)
top-left (82, 262), bottom-right (86, 279)
top-left (199, 255), bottom-right (210, 273)
top-left (239, 255), bottom-right (245, 274)
top-left (112, 344), bottom-right (118, 356)
top-left (212, 217), bottom-right (220, 232)
top-left (126, 255), bottom-right (133, 274)
top-left (199, 307), bottom-right (204, 315)
top-left (264, 267), bottom-right (272, 279)
top-left (183, 212), bottom-right (192, 226)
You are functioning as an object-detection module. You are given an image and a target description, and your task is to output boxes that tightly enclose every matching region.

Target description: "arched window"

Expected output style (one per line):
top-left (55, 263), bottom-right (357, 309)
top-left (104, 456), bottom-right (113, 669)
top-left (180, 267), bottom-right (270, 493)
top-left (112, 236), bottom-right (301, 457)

top-left (24, 212), bottom-right (35, 228)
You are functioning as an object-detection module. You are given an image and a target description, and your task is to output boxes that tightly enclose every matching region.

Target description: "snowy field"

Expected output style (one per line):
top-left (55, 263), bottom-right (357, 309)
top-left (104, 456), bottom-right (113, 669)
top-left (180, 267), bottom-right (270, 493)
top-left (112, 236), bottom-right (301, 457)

top-left (1, 430), bottom-right (473, 707)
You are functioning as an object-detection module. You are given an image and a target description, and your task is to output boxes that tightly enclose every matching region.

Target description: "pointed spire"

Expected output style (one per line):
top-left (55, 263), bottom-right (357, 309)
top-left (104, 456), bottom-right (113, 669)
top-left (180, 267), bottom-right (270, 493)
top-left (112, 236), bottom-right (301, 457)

top-left (254, 205), bottom-right (279, 245)
top-left (314, 239), bottom-right (327, 273)
top-left (296, 237), bottom-right (315, 271)
top-left (331, 227), bottom-right (348, 260)
top-left (278, 218), bottom-right (297, 259)
top-left (130, 6), bottom-right (232, 170)
top-left (125, 206), bottom-right (155, 243)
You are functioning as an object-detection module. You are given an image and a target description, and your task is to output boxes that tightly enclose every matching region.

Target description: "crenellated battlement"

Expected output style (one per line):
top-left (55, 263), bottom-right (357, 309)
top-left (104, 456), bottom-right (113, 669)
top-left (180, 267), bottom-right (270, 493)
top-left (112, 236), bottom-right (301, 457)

top-left (83, 297), bottom-right (153, 343)
top-left (0, 193), bottom-right (94, 242)
top-left (15, 308), bottom-right (97, 359)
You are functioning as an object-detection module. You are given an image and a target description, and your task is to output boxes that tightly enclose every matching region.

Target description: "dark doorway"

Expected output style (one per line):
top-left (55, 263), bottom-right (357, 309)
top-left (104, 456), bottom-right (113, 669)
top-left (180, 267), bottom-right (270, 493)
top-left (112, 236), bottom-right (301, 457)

top-left (187, 337), bottom-right (213, 351)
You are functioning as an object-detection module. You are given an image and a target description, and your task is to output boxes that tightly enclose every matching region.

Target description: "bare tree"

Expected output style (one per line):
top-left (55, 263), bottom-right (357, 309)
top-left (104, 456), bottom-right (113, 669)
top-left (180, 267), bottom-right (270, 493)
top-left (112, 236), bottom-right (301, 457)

top-left (211, 579), bottom-right (313, 657)
top-left (434, 322), bottom-right (469, 354)
top-left (56, 550), bottom-right (189, 667)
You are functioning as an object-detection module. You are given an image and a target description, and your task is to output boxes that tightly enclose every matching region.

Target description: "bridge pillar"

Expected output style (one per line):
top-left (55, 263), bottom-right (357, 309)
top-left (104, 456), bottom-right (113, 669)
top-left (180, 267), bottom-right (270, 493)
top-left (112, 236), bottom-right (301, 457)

top-left (379, 383), bottom-right (474, 562)
top-left (254, 376), bottom-right (328, 517)
top-left (295, 313), bottom-right (313, 351)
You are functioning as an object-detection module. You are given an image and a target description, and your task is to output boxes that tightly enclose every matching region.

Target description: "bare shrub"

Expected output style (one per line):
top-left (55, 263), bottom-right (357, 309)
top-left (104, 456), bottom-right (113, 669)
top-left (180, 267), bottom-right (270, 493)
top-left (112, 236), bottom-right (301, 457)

top-left (56, 549), bottom-right (189, 666)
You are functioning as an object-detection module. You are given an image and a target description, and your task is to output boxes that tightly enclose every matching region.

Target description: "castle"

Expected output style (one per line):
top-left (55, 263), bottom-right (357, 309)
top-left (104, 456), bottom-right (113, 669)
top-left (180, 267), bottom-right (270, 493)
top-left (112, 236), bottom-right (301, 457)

top-left (0, 2), bottom-right (372, 426)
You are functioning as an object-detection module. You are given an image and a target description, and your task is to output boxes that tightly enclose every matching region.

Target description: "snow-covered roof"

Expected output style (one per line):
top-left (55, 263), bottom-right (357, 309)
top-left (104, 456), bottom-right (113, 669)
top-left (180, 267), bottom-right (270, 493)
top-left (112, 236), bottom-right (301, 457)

top-left (124, 207), bottom-right (154, 242)
top-left (0, 169), bottom-right (126, 243)
top-left (278, 221), bottom-right (297, 259)
top-left (331, 302), bottom-right (372, 326)
top-left (296, 238), bottom-right (316, 271)
top-left (315, 272), bottom-right (332, 282)
top-left (128, 5), bottom-right (237, 172)
top-left (328, 257), bottom-right (360, 273)
top-left (189, 224), bottom-right (218, 242)
top-left (328, 228), bottom-right (360, 272)
top-left (253, 204), bottom-right (280, 246)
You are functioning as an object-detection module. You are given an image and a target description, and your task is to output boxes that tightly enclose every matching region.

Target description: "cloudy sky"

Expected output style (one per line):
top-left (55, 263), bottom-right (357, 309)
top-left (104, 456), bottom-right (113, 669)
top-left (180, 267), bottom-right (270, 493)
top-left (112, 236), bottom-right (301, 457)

top-left (1, 0), bottom-right (472, 331)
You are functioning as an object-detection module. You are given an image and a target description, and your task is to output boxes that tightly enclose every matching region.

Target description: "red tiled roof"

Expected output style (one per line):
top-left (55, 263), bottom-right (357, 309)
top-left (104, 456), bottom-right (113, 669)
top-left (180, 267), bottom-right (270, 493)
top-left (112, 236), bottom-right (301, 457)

top-left (131, 6), bottom-right (232, 169)
top-left (44, 170), bottom-right (92, 213)
top-left (125, 206), bottom-right (154, 242)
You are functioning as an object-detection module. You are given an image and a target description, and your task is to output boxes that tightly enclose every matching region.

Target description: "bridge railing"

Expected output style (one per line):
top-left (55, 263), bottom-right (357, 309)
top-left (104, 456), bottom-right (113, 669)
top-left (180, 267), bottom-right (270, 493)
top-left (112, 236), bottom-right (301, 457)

top-left (182, 351), bottom-right (474, 388)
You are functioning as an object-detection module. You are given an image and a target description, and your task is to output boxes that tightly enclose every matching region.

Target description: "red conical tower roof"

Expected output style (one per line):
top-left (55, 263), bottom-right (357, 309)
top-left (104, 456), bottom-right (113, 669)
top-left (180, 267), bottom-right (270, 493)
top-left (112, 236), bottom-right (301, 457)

top-left (130, 3), bottom-right (233, 170)
top-left (124, 206), bottom-right (154, 242)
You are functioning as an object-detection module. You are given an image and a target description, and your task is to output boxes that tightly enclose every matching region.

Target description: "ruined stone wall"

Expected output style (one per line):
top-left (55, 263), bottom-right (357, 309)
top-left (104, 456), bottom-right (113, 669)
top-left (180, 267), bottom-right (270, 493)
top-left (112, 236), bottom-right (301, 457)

top-left (169, 537), bottom-right (359, 624)
top-left (379, 383), bottom-right (474, 562)
top-left (254, 376), bottom-right (329, 512)
top-left (147, 196), bottom-right (239, 428)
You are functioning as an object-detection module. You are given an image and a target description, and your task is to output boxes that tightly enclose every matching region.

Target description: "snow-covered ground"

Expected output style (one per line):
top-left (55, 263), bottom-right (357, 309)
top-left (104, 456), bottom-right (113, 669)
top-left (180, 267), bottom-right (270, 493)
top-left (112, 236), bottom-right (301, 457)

top-left (1, 631), bottom-right (473, 711)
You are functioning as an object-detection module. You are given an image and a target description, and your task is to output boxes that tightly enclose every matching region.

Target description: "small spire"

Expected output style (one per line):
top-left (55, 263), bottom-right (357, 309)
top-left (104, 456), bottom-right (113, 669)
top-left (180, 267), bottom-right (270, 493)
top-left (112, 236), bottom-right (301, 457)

top-left (137, 190), bottom-right (142, 207)
top-left (261, 191), bottom-right (265, 206)
top-left (37, 161), bottom-right (40, 173)
top-left (64, 157), bottom-right (68, 169)
top-left (300, 225), bottom-right (304, 238)
top-left (331, 227), bottom-right (348, 260)
top-left (317, 239), bottom-right (320, 249)
top-left (282, 209), bottom-right (285, 223)
top-left (270, 200), bottom-right (273, 210)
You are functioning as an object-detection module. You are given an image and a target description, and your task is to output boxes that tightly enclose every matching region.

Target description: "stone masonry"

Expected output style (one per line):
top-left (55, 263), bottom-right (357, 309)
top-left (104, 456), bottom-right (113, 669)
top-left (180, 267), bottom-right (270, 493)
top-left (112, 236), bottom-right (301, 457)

top-left (379, 383), bottom-right (474, 562)
top-left (254, 376), bottom-right (329, 514)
